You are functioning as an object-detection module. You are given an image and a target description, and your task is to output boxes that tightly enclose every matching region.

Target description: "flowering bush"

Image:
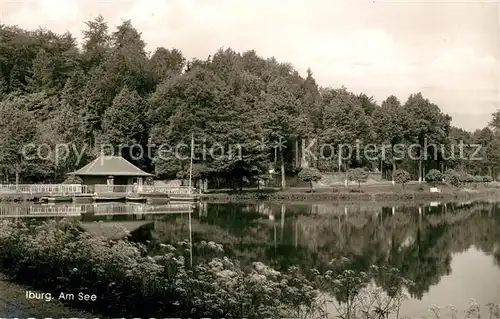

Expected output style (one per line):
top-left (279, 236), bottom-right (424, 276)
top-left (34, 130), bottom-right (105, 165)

top-left (0, 219), bottom-right (496, 319)
top-left (429, 299), bottom-right (500, 319)
top-left (313, 259), bottom-right (414, 319)
top-left (0, 219), bottom-right (319, 318)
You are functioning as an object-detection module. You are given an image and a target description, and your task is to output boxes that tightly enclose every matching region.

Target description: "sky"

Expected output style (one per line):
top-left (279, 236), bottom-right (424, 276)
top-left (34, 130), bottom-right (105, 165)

top-left (1, 0), bottom-right (499, 131)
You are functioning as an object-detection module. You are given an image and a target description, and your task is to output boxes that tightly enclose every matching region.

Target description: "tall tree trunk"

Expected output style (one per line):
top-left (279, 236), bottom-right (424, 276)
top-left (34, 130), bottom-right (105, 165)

top-left (392, 162), bottom-right (396, 180)
top-left (280, 151), bottom-right (286, 189)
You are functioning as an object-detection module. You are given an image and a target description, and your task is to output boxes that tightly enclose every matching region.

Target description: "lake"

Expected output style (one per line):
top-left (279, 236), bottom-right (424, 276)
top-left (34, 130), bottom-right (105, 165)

top-left (0, 200), bottom-right (499, 318)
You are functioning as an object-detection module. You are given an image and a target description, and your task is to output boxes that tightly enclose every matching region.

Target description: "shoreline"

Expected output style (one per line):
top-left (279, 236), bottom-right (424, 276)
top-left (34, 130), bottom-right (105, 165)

top-left (1, 186), bottom-right (500, 204)
top-left (200, 187), bottom-right (500, 203)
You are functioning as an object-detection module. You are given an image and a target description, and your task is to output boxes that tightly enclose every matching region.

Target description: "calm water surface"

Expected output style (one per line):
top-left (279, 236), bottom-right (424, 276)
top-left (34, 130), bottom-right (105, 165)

top-left (1, 200), bottom-right (499, 317)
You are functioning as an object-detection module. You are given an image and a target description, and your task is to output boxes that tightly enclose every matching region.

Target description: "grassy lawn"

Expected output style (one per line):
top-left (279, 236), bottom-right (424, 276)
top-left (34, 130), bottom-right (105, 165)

top-left (204, 181), bottom-right (438, 194)
top-left (200, 181), bottom-right (500, 202)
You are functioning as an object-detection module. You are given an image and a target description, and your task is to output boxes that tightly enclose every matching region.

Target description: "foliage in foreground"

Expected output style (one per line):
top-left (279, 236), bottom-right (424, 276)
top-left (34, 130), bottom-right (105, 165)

top-left (0, 219), bottom-right (497, 319)
top-left (0, 219), bottom-right (318, 318)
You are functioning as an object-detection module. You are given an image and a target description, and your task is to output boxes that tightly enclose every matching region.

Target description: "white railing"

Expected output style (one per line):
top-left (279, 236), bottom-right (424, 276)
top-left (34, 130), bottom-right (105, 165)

top-left (29, 205), bottom-right (82, 216)
top-left (94, 185), bottom-right (135, 194)
top-left (94, 184), bottom-right (195, 195)
top-left (0, 203), bottom-right (195, 218)
top-left (89, 203), bottom-right (194, 215)
top-left (0, 184), bottom-right (89, 194)
top-left (0, 204), bottom-right (82, 217)
top-left (0, 184), bottom-right (195, 195)
top-left (141, 185), bottom-right (195, 194)
top-left (87, 203), bottom-right (141, 215)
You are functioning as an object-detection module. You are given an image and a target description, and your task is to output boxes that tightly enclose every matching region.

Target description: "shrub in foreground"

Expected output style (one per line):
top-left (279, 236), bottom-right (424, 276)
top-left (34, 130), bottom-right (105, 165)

top-left (0, 220), bottom-right (497, 319)
top-left (0, 219), bottom-right (318, 318)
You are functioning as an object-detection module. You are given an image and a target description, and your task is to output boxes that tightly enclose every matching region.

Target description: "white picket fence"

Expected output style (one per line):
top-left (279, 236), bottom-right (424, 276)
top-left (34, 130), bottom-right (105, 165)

top-left (0, 204), bottom-right (83, 217)
top-left (0, 184), bottom-right (89, 194)
top-left (94, 184), bottom-right (135, 194)
top-left (89, 203), bottom-right (194, 215)
top-left (0, 183), bottom-right (194, 195)
top-left (94, 184), bottom-right (195, 194)
top-left (0, 203), bottom-right (194, 218)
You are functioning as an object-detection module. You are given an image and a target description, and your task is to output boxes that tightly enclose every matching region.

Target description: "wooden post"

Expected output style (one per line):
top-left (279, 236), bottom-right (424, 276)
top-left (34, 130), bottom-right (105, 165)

top-left (189, 203), bottom-right (193, 267)
top-left (418, 207), bottom-right (422, 229)
top-left (280, 204), bottom-right (285, 241)
top-left (280, 152), bottom-right (286, 189)
top-left (15, 171), bottom-right (19, 192)
top-left (338, 214), bottom-right (341, 234)
top-left (274, 225), bottom-right (277, 251)
top-left (295, 139), bottom-right (299, 168)
top-left (188, 133), bottom-right (194, 194)
top-left (295, 220), bottom-right (298, 248)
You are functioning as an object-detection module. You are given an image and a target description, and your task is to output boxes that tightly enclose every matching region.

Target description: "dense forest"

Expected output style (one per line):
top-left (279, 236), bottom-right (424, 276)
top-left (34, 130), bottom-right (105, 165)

top-left (1, 16), bottom-right (499, 185)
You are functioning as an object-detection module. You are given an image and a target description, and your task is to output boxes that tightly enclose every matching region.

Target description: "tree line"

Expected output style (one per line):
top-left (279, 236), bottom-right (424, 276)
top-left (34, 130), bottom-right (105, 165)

top-left (1, 16), bottom-right (500, 186)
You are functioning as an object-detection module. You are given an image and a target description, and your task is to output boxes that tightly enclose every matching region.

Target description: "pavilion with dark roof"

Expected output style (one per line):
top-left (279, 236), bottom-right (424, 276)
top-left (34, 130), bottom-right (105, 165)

top-left (68, 155), bottom-right (154, 191)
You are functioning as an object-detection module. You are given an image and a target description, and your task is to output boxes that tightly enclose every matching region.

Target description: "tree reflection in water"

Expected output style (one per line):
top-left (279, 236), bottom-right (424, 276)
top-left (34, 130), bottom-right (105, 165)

top-left (145, 201), bottom-right (500, 301)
